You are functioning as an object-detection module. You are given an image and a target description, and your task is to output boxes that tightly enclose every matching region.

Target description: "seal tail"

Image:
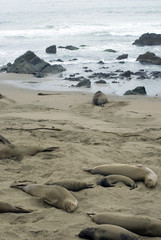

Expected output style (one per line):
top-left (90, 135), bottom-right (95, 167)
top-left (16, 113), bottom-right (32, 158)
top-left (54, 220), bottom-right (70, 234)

top-left (41, 147), bottom-right (59, 152)
top-left (12, 206), bottom-right (33, 213)
top-left (82, 167), bottom-right (92, 173)
top-left (10, 180), bottom-right (36, 189)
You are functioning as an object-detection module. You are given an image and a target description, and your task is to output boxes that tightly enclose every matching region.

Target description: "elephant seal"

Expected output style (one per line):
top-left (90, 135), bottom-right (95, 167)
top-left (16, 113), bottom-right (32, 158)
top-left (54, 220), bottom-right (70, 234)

top-left (97, 175), bottom-right (137, 189)
top-left (11, 182), bottom-right (78, 212)
top-left (93, 91), bottom-right (108, 106)
top-left (88, 212), bottom-right (161, 237)
top-left (78, 224), bottom-right (139, 240)
top-left (83, 163), bottom-right (158, 188)
top-left (0, 145), bottom-right (59, 161)
top-left (0, 201), bottom-right (31, 213)
top-left (45, 179), bottom-right (95, 191)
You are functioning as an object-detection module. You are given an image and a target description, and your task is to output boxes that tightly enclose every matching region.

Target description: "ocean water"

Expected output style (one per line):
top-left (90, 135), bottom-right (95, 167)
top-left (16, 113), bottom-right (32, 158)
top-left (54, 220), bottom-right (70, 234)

top-left (0, 0), bottom-right (161, 95)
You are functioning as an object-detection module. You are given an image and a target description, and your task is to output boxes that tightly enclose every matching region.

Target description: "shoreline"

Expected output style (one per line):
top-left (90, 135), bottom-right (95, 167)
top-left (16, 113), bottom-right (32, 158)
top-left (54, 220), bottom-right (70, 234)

top-left (0, 72), bottom-right (161, 240)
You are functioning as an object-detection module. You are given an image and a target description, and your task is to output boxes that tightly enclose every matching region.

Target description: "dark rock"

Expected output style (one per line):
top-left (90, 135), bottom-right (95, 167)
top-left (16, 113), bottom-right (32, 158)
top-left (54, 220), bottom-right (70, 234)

top-left (75, 78), bottom-right (91, 88)
top-left (46, 45), bottom-right (57, 54)
top-left (6, 50), bottom-right (66, 74)
top-left (124, 86), bottom-right (147, 95)
top-left (133, 33), bottom-right (161, 46)
top-left (104, 49), bottom-right (117, 53)
top-left (65, 76), bottom-right (86, 82)
top-left (150, 71), bottom-right (161, 78)
top-left (0, 93), bottom-right (3, 99)
top-left (134, 71), bottom-right (148, 79)
top-left (136, 52), bottom-right (161, 65)
top-left (69, 58), bottom-right (78, 61)
top-left (89, 72), bottom-right (111, 79)
top-left (59, 45), bottom-right (79, 50)
top-left (84, 69), bottom-right (93, 73)
top-left (94, 80), bottom-right (107, 84)
top-left (98, 61), bottom-right (105, 64)
top-left (120, 70), bottom-right (134, 78)
top-left (117, 54), bottom-right (128, 60)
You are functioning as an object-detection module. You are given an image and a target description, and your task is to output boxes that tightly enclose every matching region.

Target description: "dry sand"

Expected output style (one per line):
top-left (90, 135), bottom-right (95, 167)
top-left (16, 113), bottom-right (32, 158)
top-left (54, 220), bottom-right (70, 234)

top-left (0, 73), bottom-right (161, 240)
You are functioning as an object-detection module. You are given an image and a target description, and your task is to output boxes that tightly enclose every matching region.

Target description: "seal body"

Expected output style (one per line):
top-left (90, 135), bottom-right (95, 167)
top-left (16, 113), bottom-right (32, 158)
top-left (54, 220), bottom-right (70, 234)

top-left (0, 145), bottom-right (58, 161)
top-left (0, 201), bottom-right (31, 213)
top-left (98, 174), bottom-right (137, 189)
top-left (78, 224), bottom-right (139, 240)
top-left (93, 91), bottom-right (108, 106)
top-left (45, 179), bottom-right (95, 191)
top-left (88, 212), bottom-right (161, 237)
top-left (11, 183), bottom-right (78, 212)
top-left (84, 163), bottom-right (158, 188)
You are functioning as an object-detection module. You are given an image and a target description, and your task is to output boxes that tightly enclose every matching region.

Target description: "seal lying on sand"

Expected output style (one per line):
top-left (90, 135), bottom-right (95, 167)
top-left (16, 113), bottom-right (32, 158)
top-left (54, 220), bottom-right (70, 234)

top-left (93, 91), bottom-right (108, 106)
top-left (0, 145), bottom-right (59, 161)
top-left (78, 225), bottom-right (139, 240)
top-left (97, 175), bottom-right (137, 189)
top-left (83, 163), bottom-right (158, 188)
top-left (0, 201), bottom-right (31, 213)
top-left (87, 212), bottom-right (161, 237)
top-left (11, 182), bottom-right (78, 212)
top-left (45, 179), bottom-right (95, 191)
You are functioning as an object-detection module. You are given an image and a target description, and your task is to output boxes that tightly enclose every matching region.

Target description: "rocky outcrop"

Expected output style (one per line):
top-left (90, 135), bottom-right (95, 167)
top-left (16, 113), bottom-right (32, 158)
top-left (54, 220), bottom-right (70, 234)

top-left (46, 45), bottom-right (57, 54)
top-left (133, 33), bottom-right (161, 46)
top-left (136, 52), bottom-right (161, 65)
top-left (124, 86), bottom-right (147, 95)
top-left (6, 51), bottom-right (66, 74)
top-left (117, 54), bottom-right (128, 60)
top-left (75, 78), bottom-right (91, 88)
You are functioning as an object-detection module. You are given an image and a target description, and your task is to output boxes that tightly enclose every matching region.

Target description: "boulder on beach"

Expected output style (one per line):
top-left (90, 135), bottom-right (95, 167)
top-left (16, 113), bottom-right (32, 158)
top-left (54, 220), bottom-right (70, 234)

top-left (124, 86), bottom-right (147, 95)
top-left (136, 52), bottom-right (161, 65)
top-left (46, 45), bottom-right (57, 54)
top-left (133, 33), bottom-right (161, 46)
top-left (117, 54), bottom-right (128, 60)
top-left (6, 50), bottom-right (66, 74)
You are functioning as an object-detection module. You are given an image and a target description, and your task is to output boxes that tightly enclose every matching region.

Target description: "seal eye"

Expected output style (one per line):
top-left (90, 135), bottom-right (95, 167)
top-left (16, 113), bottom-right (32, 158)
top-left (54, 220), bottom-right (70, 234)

top-left (65, 202), bottom-right (73, 212)
top-left (145, 178), bottom-right (154, 187)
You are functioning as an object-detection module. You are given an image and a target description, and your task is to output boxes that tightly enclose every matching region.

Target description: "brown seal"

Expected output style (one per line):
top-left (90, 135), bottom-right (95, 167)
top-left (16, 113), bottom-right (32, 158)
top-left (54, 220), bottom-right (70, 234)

top-left (87, 212), bottom-right (161, 237)
top-left (0, 201), bottom-right (31, 213)
top-left (97, 174), bottom-right (137, 189)
top-left (45, 179), bottom-right (95, 191)
top-left (78, 224), bottom-right (139, 240)
top-left (83, 163), bottom-right (158, 188)
top-left (93, 91), bottom-right (108, 106)
top-left (11, 182), bottom-right (78, 212)
top-left (0, 145), bottom-right (59, 161)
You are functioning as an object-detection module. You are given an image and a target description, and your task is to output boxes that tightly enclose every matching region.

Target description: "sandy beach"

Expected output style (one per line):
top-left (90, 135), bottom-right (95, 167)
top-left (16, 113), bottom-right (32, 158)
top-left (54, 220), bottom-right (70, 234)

top-left (0, 73), bottom-right (161, 240)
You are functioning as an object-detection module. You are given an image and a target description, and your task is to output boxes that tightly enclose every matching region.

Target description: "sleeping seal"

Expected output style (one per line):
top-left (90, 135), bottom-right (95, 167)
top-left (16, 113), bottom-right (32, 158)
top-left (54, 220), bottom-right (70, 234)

top-left (45, 179), bottom-right (95, 191)
top-left (93, 91), bottom-right (108, 106)
top-left (87, 212), bottom-right (161, 237)
top-left (83, 163), bottom-right (158, 188)
top-left (0, 145), bottom-right (59, 161)
top-left (0, 201), bottom-right (31, 213)
top-left (11, 182), bottom-right (78, 212)
top-left (97, 175), bottom-right (137, 189)
top-left (78, 224), bottom-right (139, 240)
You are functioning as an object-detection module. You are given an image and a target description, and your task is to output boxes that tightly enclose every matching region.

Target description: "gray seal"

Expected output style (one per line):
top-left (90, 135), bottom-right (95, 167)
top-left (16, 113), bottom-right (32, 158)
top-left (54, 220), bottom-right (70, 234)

top-left (11, 182), bottom-right (78, 213)
top-left (0, 201), bottom-right (31, 213)
top-left (88, 212), bottom-right (161, 237)
top-left (97, 174), bottom-right (137, 189)
top-left (45, 179), bottom-right (95, 191)
top-left (83, 163), bottom-right (158, 188)
top-left (78, 224), bottom-right (139, 240)
top-left (93, 91), bottom-right (108, 106)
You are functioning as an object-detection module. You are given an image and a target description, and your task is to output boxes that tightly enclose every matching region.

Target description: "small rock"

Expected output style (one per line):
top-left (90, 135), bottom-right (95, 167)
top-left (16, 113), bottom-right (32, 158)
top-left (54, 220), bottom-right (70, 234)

top-left (46, 45), bottom-right (57, 54)
top-left (136, 52), bottom-right (161, 65)
top-left (117, 54), bottom-right (128, 60)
